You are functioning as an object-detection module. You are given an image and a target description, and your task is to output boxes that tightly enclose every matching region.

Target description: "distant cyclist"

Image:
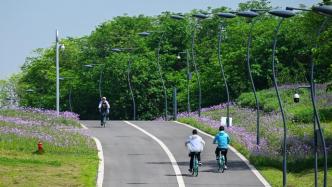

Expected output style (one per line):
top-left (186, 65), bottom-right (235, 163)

top-left (98, 97), bottom-right (110, 125)
top-left (185, 129), bottom-right (205, 172)
top-left (213, 126), bottom-right (230, 169)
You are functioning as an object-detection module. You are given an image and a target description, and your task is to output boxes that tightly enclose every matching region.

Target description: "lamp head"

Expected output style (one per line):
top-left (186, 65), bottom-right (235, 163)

top-left (192, 13), bottom-right (209, 19)
top-left (293, 93), bottom-right (300, 103)
top-left (217, 12), bottom-right (236, 18)
top-left (111, 48), bottom-right (122, 52)
top-left (237, 11), bottom-right (259, 18)
top-left (177, 55), bottom-right (181, 59)
top-left (60, 44), bottom-right (65, 51)
top-left (312, 5), bottom-right (332, 16)
top-left (268, 10), bottom-right (295, 18)
top-left (171, 14), bottom-right (185, 20)
top-left (83, 64), bottom-right (94, 68)
top-left (138, 31), bottom-right (150, 37)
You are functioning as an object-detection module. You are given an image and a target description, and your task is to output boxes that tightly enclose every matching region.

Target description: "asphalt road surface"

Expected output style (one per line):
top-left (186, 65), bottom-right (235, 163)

top-left (82, 120), bottom-right (267, 187)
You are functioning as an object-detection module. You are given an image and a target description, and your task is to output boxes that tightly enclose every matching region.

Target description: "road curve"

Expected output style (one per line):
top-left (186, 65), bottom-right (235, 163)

top-left (82, 120), bottom-right (267, 187)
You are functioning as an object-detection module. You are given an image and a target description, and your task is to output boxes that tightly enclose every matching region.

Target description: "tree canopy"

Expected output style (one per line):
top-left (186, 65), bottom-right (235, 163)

top-left (15, 1), bottom-right (332, 119)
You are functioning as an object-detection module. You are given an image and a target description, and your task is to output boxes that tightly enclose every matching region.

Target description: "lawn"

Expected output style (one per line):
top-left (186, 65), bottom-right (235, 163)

top-left (0, 108), bottom-right (98, 187)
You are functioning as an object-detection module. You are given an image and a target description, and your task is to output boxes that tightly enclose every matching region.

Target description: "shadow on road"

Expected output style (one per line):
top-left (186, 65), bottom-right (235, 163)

top-left (147, 160), bottom-right (250, 171)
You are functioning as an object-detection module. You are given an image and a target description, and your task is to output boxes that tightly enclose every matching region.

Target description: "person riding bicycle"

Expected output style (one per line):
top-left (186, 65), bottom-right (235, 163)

top-left (185, 129), bottom-right (205, 172)
top-left (213, 126), bottom-right (230, 169)
top-left (98, 97), bottom-right (110, 125)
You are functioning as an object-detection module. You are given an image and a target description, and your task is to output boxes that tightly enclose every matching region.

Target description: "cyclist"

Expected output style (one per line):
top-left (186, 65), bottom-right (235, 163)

top-left (213, 126), bottom-right (230, 169)
top-left (98, 97), bottom-right (110, 126)
top-left (185, 129), bottom-right (205, 172)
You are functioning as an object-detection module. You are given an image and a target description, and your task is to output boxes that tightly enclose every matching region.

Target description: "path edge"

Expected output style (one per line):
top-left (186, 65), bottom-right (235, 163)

top-left (80, 123), bottom-right (104, 187)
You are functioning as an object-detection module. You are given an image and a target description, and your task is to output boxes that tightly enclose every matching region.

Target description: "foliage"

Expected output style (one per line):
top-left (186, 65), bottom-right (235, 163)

top-left (237, 84), bottom-right (332, 122)
top-left (13, 0), bottom-right (332, 120)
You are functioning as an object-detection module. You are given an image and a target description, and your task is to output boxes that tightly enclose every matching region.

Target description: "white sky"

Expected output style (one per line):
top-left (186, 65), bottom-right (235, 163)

top-left (0, 0), bottom-right (320, 80)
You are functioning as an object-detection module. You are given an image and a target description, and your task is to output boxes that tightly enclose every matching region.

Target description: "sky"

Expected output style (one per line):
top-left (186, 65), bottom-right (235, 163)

top-left (0, 0), bottom-right (320, 80)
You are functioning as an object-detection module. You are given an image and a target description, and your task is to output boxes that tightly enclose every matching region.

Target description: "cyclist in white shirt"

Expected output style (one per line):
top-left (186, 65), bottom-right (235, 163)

top-left (185, 129), bottom-right (205, 172)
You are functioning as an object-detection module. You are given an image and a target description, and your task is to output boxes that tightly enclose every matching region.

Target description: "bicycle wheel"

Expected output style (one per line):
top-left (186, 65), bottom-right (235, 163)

top-left (193, 154), bottom-right (199, 177)
top-left (103, 114), bottom-right (107, 127)
top-left (221, 155), bottom-right (225, 173)
top-left (217, 156), bottom-right (222, 172)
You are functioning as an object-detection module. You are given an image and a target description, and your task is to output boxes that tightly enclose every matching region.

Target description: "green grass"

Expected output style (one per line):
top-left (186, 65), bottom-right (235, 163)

top-left (0, 109), bottom-right (98, 187)
top-left (0, 150), bottom-right (98, 187)
top-left (258, 167), bottom-right (332, 187)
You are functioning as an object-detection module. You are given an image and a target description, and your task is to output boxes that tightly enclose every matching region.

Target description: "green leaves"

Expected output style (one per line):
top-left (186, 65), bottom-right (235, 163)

top-left (15, 2), bottom-right (332, 120)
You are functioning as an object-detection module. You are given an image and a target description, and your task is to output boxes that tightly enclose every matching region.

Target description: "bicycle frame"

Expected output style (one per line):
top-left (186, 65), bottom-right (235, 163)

top-left (100, 111), bottom-right (107, 127)
top-left (217, 151), bottom-right (225, 173)
top-left (192, 153), bottom-right (199, 176)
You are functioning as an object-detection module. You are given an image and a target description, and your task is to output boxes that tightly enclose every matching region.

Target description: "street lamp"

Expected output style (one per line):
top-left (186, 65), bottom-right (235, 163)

top-left (83, 63), bottom-right (105, 98)
top-left (268, 9), bottom-right (295, 187)
top-left (237, 10), bottom-right (260, 144)
top-left (111, 48), bottom-right (137, 120)
top-left (192, 13), bottom-right (208, 117)
top-left (311, 6), bottom-right (331, 187)
top-left (288, 5), bottom-right (331, 187)
top-left (59, 76), bottom-right (75, 112)
top-left (177, 50), bottom-right (191, 116)
top-left (171, 13), bottom-right (208, 117)
top-left (216, 12), bottom-right (236, 128)
top-left (312, 4), bottom-right (332, 16)
top-left (138, 31), bottom-right (168, 120)
top-left (55, 29), bottom-right (65, 116)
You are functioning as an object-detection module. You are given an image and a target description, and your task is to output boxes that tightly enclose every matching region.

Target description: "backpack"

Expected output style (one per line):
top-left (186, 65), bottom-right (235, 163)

top-left (101, 101), bottom-right (108, 111)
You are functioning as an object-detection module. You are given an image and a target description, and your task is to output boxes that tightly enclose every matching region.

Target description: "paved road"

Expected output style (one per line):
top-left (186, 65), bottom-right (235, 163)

top-left (82, 120), bottom-right (267, 187)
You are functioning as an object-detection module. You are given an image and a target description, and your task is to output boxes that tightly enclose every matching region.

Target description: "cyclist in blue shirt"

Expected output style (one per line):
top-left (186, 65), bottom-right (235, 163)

top-left (213, 126), bottom-right (230, 169)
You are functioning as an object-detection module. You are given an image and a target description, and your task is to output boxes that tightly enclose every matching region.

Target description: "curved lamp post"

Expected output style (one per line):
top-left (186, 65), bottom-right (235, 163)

top-left (192, 13), bottom-right (208, 117)
top-left (59, 76), bottom-right (75, 112)
top-left (171, 13), bottom-right (208, 117)
top-left (111, 48), bottom-right (137, 120)
top-left (55, 30), bottom-right (65, 115)
top-left (237, 11), bottom-right (260, 144)
top-left (177, 50), bottom-right (191, 115)
top-left (268, 9), bottom-right (295, 187)
top-left (286, 5), bottom-right (331, 187)
top-left (83, 63), bottom-right (105, 98)
top-left (138, 31), bottom-right (168, 120)
top-left (216, 12), bottom-right (236, 128)
top-left (310, 5), bottom-right (331, 187)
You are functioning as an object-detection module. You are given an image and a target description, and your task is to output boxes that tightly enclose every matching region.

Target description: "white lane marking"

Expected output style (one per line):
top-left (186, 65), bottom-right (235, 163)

top-left (80, 123), bottom-right (104, 187)
top-left (174, 121), bottom-right (271, 187)
top-left (80, 123), bottom-right (88, 129)
top-left (93, 137), bottom-right (105, 187)
top-left (124, 121), bottom-right (185, 187)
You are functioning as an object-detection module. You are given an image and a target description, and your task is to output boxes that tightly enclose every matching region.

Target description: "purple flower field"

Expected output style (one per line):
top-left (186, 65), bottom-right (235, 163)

top-left (175, 103), bottom-right (320, 159)
top-left (0, 107), bottom-right (95, 151)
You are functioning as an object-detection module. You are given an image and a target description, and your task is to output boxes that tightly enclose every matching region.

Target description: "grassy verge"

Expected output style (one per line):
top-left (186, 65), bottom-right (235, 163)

top-left (0, 108), bottom-right (98, 187)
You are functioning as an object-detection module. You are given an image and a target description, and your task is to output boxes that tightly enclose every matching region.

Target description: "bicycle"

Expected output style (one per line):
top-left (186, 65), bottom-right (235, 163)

top-left (217, 150), bottom-right (226, 173)
top-left (100, 112), bottom-right (107, 128)
top-left (192, 152), bottom-right (199, 177)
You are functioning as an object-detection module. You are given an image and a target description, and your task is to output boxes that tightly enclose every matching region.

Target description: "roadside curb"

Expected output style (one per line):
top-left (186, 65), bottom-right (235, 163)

top-left (80, 123), bottom-right (104, 187)
top-left (93, 137), bottom-right (104, 187)
top-left (174, 121), bottom-right (271, 187)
